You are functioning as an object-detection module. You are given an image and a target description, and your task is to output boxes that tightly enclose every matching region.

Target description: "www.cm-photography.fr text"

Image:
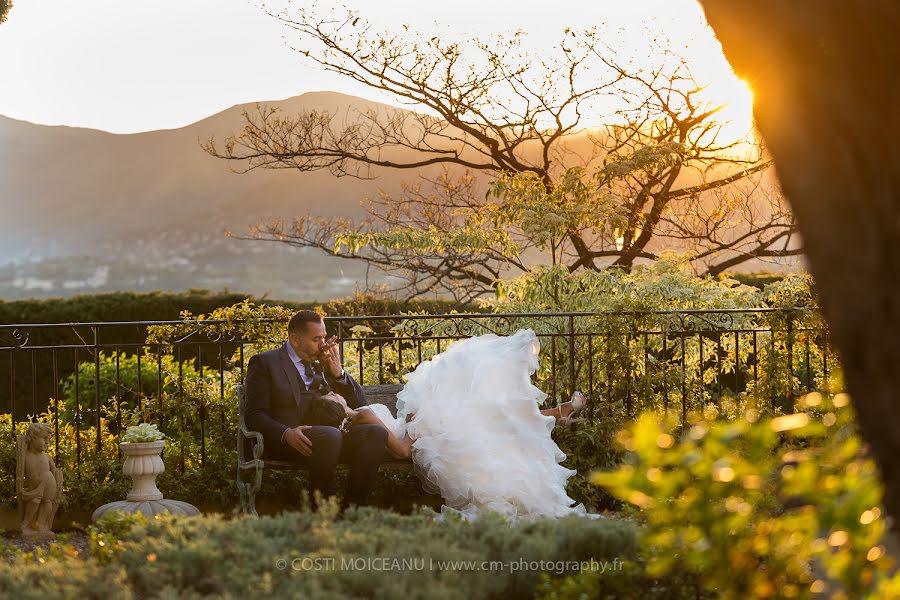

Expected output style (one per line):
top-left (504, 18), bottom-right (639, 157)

top-left (274, 557), bottom-right (625, 573)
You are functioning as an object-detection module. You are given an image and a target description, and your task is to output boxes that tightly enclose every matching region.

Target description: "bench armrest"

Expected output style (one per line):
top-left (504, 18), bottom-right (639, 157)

top-left (238, 425), bottom-right (265, 462)
top-left (236, 383), bottom-right (266, 463)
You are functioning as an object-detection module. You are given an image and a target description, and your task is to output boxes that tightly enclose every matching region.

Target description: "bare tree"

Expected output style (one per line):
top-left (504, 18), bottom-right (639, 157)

top-left (244, 172), bottom-right (510, 303)
top-left (702, 0), bottom-right (900, 529)
top-left (205, 5), bottom-right (800, 299)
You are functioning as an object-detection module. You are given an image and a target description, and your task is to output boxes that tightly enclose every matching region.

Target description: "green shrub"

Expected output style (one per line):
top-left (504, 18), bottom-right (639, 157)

top-left (482, 262), bottom-right (827, 417)
top-left (553, 417), bottom-right (628, 511)
top-left (56, 352), bottom-right (199, 431)
top-left (0, 289), bottom-right (467, 326)
top-left (0, 290), bottom-right (263, 326)
top-left (0, 507), bottom-right (674, 599)
top-left (537, 561), bottom-right (711, 600)
top-left (592, 387), bottom-right (900, 599)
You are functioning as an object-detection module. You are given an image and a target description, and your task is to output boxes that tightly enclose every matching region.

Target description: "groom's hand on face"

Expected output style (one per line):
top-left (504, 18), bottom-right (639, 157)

top-left (284, 425), bottom-right (314, 456)
top-left (319, 335), bottom-right (343, 378)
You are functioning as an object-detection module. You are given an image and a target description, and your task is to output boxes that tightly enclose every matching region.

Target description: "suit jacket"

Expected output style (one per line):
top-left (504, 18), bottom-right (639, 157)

top-left (244, 343), bottom-right (367, 455)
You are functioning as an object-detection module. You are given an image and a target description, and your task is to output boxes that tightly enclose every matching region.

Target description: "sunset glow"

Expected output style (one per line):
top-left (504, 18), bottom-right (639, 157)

top-left (717, 78), bottom-right (756, 144)
top-left (0, 0), bottom-right (754, 137)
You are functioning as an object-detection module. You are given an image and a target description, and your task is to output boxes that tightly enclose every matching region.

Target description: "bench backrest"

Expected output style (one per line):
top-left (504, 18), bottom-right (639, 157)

top-left (361, 384), bottom-right (404, 416)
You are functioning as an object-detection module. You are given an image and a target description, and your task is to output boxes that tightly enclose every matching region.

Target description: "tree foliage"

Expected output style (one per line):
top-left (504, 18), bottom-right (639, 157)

top-left (0, 0), bottom-right (12, 25)
top-left (206, 5), bottom-right (800, 301)
top-left (593, 390), bottom-right (900, 599)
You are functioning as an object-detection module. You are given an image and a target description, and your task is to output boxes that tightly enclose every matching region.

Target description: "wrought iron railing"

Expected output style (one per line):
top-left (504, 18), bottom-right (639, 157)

top-left (0, 309), bottom-right (834, 468)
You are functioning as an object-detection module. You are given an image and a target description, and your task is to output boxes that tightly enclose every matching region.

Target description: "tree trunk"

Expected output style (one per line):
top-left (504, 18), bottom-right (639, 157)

top-left (700, 0), bottom-right (900, 524)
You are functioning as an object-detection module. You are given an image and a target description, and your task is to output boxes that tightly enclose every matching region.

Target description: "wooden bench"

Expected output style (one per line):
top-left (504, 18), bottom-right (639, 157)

top-left (236, 383), bottom-right (409, 516)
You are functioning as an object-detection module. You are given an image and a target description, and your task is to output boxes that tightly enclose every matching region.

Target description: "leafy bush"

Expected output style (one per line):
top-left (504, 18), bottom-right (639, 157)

top-left (536, 561), bottom-right (710, 600)
top-left (0, 506), bottom-right (691, 599)
top-left (552, 417), bottom-right (629, 511)
top-left (482, 261), bottom-right (827, 416)
top-left (0, 290), bottom-right (267, 326)
top-left (0, 289), bottom-right (467, 326)
top-left (56, 352), bottom-right (200, 431)
top-left (591, 387), bottom-right (900, 599)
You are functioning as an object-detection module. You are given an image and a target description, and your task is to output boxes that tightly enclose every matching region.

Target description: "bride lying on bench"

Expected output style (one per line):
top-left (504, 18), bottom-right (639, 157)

top-left (307, 329), bottom-right (592, 520)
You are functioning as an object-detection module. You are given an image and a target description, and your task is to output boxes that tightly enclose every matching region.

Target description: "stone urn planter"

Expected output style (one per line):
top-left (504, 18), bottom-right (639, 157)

top-left (92, 434), bottom-right (199, 522)
top-left (121, 440), bottom-right (166, 502)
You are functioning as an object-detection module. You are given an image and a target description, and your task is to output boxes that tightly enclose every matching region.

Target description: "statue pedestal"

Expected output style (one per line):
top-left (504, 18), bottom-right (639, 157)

top-left (20, 528), bottom-right (57, 539)
top-left (92, 441), bottom-right (199, 522)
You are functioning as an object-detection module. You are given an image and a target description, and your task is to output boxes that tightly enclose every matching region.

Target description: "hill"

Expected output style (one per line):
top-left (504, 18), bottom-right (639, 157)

top-left (0, 92), bottom-right (464, 300)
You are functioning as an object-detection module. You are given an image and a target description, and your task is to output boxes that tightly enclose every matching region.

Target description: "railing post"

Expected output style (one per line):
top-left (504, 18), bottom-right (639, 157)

top-left (336, 319), bottom-right (345, 379)
top-left (625, 324), bottom-right (633, 418)
top-left (115, 349), bottom-right (121, 459)
top-left (74, 347), bottom-right (81, 469)
top-left (178, 343), bottom-right (184, 474)
top-left (31, 350), bottom-right (36, 418)
top-left (199, 345), bottom-right (206, 468)
top-left (786, 310), bottom-right (794, 411)
top-left (681, 335), bottom-right (687, 423)
top-left (239, 344), bottom-right (245, 384)
top-left (136, 349), bottom-right (143, 414)
top-left (567, 315), bottom-right (576, 400)
top-left (52, 350), bottom-right (60, 456)
top-left (9, 351), bottom-right (15, 425)
top-left (94, 326), bottom-right (101, 454)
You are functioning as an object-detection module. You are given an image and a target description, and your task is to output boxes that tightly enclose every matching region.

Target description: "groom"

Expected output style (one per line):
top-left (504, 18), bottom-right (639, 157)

top-left (244, 310), bottom-right (388, 506)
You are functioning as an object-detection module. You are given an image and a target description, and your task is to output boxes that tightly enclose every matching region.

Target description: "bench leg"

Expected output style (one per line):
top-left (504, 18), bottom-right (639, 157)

top-left (237, 464), bottom-right (262, 517)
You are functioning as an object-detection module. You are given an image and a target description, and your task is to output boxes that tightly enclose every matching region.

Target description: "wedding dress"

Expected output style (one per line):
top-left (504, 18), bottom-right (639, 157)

top-left (362, 329), bottom-right (589, 520)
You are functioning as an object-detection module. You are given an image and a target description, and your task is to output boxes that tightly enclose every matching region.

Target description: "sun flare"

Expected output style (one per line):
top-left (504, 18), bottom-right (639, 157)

top-left (584, 11), bottom-right (757, 151)
top-left (679, 18), bottom-right (758, 147)
top-left (705, 75), bottom-right (756, 147)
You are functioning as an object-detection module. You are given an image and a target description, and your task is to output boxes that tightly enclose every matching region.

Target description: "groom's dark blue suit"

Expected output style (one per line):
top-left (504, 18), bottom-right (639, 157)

top-left (244, 343), bottom-right (387, 505)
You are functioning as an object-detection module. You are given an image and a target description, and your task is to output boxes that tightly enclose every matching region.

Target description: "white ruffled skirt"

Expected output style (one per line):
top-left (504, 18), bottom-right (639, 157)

top-left (367, 329), bottom-right (587, 520)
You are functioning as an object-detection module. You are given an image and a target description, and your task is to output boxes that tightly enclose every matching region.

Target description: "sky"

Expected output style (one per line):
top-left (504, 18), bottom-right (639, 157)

top-left (0, 0), bottom-right (747, 134)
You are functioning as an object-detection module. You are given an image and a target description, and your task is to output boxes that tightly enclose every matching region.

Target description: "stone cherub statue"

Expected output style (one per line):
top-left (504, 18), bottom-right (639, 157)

top-left (16, 422), bottom-right (63, 537)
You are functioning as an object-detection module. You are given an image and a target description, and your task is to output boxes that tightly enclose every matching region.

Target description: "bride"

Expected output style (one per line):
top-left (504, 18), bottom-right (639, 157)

top-left (313, 329), bottom-right (589, 520)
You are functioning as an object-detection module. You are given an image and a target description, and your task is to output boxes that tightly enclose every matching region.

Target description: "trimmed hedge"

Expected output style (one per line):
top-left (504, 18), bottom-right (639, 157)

top-left (0, 508), bottom-right (703, 599)
top-left (0, 290), bottom-right (268, 325)
top-left (0, 289), bottom-right (470, 325)
top-left (0, 290), bottom-right (470, 420)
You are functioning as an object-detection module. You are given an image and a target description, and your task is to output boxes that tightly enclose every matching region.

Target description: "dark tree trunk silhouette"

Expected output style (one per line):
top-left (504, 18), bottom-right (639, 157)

top-left (701, 0), bottom-right (900, 526)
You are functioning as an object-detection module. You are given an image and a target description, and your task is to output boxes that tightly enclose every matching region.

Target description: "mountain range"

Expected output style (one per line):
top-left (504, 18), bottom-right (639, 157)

top-left (0, 92), bottom-right (449, 301)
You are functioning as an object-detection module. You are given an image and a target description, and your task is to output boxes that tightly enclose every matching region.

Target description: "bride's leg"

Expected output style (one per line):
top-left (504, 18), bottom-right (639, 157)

top-left (541, 391), bottom-right (588, 422)
top-left (541, 405), bottom-right (572, 420)
top-left (540, 406), bottom-right (562, 419)
top-left (351, 409), bottom-right (414, 459)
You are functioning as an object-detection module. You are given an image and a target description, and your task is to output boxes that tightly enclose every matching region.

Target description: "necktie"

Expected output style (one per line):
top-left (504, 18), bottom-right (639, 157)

top-left (301, 360), bottom-right (328, 393)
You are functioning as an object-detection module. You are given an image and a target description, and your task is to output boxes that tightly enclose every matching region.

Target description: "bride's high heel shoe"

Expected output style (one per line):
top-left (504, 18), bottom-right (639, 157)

top-left (558, 391), bottom-right (588, 425)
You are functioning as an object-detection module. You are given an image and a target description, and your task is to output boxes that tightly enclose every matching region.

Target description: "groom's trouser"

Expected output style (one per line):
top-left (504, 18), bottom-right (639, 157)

top-left (272, 424), bottom-right (388, 506)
